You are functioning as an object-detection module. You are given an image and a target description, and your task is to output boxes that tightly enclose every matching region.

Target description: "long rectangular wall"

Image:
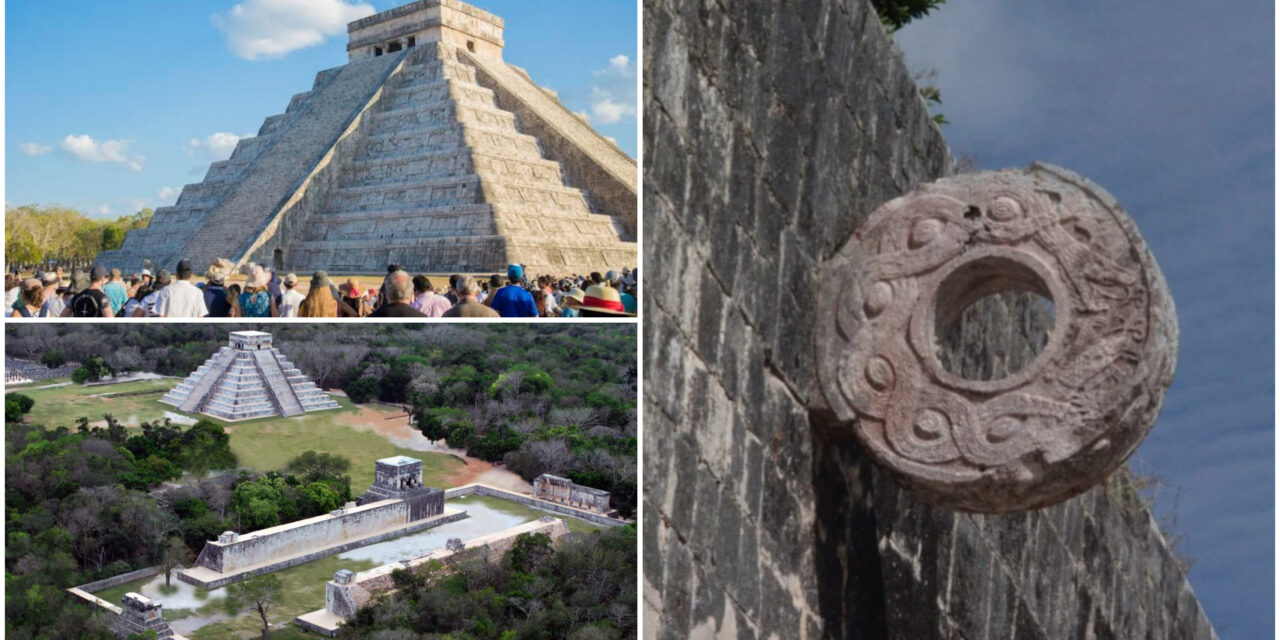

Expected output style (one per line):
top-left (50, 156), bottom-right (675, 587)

top-left (196, 499), bottom-right (409, 574)
top-left (445, 483), bottom-right (625, 527)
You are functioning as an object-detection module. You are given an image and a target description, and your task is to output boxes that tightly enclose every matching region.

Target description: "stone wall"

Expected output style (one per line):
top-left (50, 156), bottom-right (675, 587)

top-left (642, 0), bottom-right (1217, 639)
top-left (445, 483), bottom-right (627, 527)
top-left (195, 499), bottom-right (410, 574)
top-left (464, 50), bottom-right (638, 242)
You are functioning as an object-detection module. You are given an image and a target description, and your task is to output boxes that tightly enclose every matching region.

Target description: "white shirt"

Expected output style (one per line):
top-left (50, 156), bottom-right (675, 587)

top-left (278, 288), bottom-right (305, 317)
top-left (5, 287), bottom-right (18, 309)
top-left (39, 294), bottom-right (67, 318)
top-left (155, 280), bottom-right (208, 318)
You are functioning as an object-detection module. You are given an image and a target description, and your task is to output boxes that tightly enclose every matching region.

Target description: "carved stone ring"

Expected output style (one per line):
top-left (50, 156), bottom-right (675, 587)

top-left (815, 163), bottom-right (1178, 512)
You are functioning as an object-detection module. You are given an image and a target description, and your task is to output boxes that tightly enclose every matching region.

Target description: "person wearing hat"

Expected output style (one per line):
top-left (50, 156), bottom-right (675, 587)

top-left (10, 278), bottom-right (44, 317)
top-left (443, 275), bottom-right (498, 318)
top-left (37, 271), bottom-right (65, 318)
top-left (133, 270), bottom-right (171, 317)
top-left (234, 265), bottom-right (277, 317)
top-left (155, 260), bottom-right (208, 318)
top-left (564, 283), bottom-right (634, 317)
top-left (139, 268), bottom-right (153, 288)
top-left (489, 264), bottom-right (537, 318)
top-left (278, 273), bottom-right (305, 317)
top-left (203, 258), bottom-right (235, 317)
top-left (300, 271), bottom-right (338, 317)
top-left (560, 287), bottom-right (586, 318)
top-left (64, 266), bottom-right (115, 317)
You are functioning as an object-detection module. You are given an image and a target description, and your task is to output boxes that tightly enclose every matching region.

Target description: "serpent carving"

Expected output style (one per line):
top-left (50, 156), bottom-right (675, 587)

top-left (815, 163), bottom-right (1178, 512)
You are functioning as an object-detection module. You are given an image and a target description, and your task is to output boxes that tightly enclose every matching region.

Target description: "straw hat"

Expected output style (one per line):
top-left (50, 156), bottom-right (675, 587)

top-left (246, 265), bottom-right (271, 289)
top-left (205, 258), bottom-right (234, 284)
top-left (567, 283), bottom-right (633, 316)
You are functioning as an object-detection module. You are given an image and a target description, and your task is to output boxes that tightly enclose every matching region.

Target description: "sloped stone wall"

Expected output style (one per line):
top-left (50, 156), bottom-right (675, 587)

top-left (642, 0), bottom-right (1217, 638)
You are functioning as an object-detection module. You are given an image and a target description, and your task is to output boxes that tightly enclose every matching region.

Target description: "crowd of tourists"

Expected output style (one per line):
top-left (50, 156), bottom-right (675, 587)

top-left (5, 259), bottom-right (637, 319)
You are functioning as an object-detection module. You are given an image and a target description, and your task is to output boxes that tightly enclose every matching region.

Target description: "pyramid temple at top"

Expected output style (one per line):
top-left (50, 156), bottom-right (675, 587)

top-left (98, 0), bottom-right (636, 275)
top-left (161, 331), bottom-right (339, 421)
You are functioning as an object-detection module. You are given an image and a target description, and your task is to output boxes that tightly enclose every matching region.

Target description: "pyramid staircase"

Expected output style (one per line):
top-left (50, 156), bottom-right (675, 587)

top-left (162, 332), bottom-right (338, 421)
top-left (98, 20), bottom-right (636, 276)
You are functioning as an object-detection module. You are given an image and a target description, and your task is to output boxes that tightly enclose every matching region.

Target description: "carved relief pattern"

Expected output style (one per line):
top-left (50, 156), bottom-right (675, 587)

top-left (816, 163), bottom-right (1178, 512)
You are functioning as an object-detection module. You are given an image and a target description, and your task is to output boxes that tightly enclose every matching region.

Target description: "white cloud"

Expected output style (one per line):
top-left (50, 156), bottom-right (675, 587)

top-left (20, 143), bottom-right (52, 156)
top-left (95, 204), bottom-right (114, 216)
top-left (187, 132), bottom-right (244, 161)
top-left (588, 54), bottom-right (637, 124)
top-left (60, 134), bottom-right (145, 171)
top-left (157, 186), bottom-right (181, 202)
top-left (212, 0), bottom-right (376, 60)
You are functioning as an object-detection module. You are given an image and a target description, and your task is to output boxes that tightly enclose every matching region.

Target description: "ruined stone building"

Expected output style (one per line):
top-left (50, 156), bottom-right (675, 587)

top-left (161, 331), bottom-right (339, 420)
top-left (110, 593), bottom-right (176, 640)
top-left (357, 455), bottom-right (447, 520)
top-left (533, 473), bottom-right (612, 514)
top-left (98, 0), bottom-right (635, 275)
top-left (642, 0), bottom-right (1218, 637)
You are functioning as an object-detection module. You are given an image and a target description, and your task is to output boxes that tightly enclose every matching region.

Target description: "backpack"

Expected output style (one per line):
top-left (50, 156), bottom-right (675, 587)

top-left (71, 290), bottom-right (104, 317)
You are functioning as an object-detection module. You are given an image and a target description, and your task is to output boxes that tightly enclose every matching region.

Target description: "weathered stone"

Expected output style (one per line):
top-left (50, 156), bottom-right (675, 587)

top-left (815, 164), bottom-right (1178, 512)
top-left (161, 331), bottom-right (339, 421)
top-left (532, 473), bottom-right (612, 514)
top-left (110, 593), bottom-right (175, 639)
top-left (98, 0), bottom-right (635, 276)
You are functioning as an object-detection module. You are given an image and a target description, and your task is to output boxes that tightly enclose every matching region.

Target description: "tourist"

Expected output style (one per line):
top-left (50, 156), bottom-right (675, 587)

top-left (134, 270), bottom-right (170, 317)
top-left (341, 278), bottom-right (369, 317)
top-left (560, 287), bottom-right (585, 318)
top-left (444, 274), bottom-right (462, 305)
top-left (103, 268), bottom-right (128, 314)
top-left (300, 271), bottom-right (338, 317)
top-left (37, 271), bottom-right (65, 318)
top-left (489, 265), bottom-right (537, 317)
top-left (411, 275), bottom-right (452, 317)
top-left (370, 270), bottom-right (426, 317)
top-left (65, 266), bottom-right (115, 318)
top-left (537, 275), bottom-right (561, 316)
top-left (443, 275), bottom-right (498, 317)
top-left (278, 273), bottom-right (304, 317)
top-left (374, 264), bottom-right (399, 313)
top-left (566, 282), bottom-right (634, 317)
top-left (10, 278), bottom-right (43, 317)
top-left (4, 274), bottom-right (19, 309)
top-left (139, 268), bottom-right (153, 289)
top-left (203, 258), bottom-right (235, 318)
top-left (123, 283), bottom-right (150, 318)
top-left (236, 265), bottom-right (277, 317)
top-left (483, 274), bottom-right (502, 307)
top-left (155, 260), bottom-right (208, 318)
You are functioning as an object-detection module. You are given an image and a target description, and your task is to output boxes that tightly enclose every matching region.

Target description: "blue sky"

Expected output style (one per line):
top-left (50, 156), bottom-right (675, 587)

top-left (5, 0), bottom-right (638, 218)
top-left (896, 2), bottom-right (1273, 637)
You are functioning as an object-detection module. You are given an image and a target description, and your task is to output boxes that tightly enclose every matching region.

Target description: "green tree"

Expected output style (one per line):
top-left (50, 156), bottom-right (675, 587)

top-left (40, 348), bottom-right (67, 369)
top-left (873, 0), bottom-right (946, 32)
top-left (286, 450), bottom-right (351, 483)
top-left (224, 573), bottom-right (282, 640)
top-left (159, 536), bottom-right (193, 587)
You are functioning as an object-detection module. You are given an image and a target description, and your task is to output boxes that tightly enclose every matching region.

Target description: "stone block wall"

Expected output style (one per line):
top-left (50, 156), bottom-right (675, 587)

top-left (196, 499), bottom-right (409, 574)
top-left (445, 483), bottom-right (627, 527)
top-left (642, 0), bottom-right (1217, 639)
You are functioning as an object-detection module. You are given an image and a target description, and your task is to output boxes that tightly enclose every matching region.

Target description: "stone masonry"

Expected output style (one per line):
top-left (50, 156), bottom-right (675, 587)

top-left (98, 0), bottom-right (635, 276)
top-left (110, 593), bottom-right (176, 639)
top-left (161, 331), bottom-right (339, 421)
top-left (357, 455), bottom-right (446, 521)
top-left (643, 0), bottom-right (1217, 638)
top-left (532, 473), bottom-right (612, 514)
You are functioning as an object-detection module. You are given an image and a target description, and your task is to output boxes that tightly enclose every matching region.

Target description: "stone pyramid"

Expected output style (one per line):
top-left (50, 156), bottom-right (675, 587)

top-left (98, 0), bottom-right (636, 276)
top-left (161, 331), bottom-right (339, 421)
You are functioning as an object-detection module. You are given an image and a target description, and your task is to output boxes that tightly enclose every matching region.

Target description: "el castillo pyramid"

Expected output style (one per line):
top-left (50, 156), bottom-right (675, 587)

top-left (161, 331), bottom-right (339, 421)
top-left (98, 0), bottom-right (636, 275)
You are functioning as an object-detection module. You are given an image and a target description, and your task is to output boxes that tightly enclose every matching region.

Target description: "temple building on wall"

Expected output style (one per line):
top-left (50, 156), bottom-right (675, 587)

top-left (533, 473), bottom-right (611, 514)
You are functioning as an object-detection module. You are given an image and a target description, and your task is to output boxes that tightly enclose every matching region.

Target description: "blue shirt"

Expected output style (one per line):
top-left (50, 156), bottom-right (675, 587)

top-left (103, 281), bottom-right (128, 313)
top-left (239, 291), bottom-right (273, 317)
top-left (490, 284), bottom-right (537, 318)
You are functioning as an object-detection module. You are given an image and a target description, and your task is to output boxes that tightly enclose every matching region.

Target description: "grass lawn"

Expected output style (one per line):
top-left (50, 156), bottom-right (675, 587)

top-left (18, 377), bottom-right (178, 429)
top-left (15, 378), bottom-right (461, 489)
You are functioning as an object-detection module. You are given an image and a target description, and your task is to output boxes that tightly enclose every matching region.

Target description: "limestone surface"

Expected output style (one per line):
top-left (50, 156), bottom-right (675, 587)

top-left (815, 163), bottom-right (1179, 512)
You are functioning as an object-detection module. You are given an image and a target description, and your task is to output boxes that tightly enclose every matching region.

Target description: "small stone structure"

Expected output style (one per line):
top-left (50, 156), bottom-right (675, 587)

top-left (814, 163), bottom-right (1178, 512)
top-left (97, 0), bottom-right (635, 275)
top-left (110, 593), bottom-right (176, 639)
top-left (161, 331), bottom-right (339, 420)
top-left (357, 455), bottom-right (446, 521)
top-left (532, 474), bottom-right (611, 514)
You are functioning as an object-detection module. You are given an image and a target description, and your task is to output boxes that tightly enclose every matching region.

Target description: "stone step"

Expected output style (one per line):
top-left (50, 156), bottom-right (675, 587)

top-left (286, 234), bottom-right (511, 274)
top-left (380, 81), bottom-right (495, 111)
top-left (344, 149), bottom-right (565, 190)
top-left (258, 113), bottom-right (291, 137)
top-left (396, 60), bottom-right (477, 87)
top-left (326, 175), bottom-right (485, 211)
top-left (481, 179), bottom-right (593, 212)
top-left (367, 101), bottom-right (517, 131)
top-left (302, 208), bottom-right (498, 241)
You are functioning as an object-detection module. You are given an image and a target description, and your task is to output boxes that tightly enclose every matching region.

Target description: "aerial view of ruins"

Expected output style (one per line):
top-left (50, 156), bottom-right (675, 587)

top-left (5, 324), bottom-right (637, 638)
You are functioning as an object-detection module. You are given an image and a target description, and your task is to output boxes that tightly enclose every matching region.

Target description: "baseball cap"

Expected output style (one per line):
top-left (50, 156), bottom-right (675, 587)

top-left (283, 273), bottom-right (298, 286)
top-left (90, 265), bottom-right (109, 281)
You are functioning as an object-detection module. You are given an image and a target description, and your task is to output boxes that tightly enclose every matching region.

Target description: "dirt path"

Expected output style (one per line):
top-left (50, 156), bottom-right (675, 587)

top-left (340, 402), bottom-right (531, 492)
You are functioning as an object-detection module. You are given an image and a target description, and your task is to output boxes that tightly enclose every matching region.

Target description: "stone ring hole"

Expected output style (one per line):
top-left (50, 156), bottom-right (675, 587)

top-left (933, 255), bottom-right (1055, 381)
